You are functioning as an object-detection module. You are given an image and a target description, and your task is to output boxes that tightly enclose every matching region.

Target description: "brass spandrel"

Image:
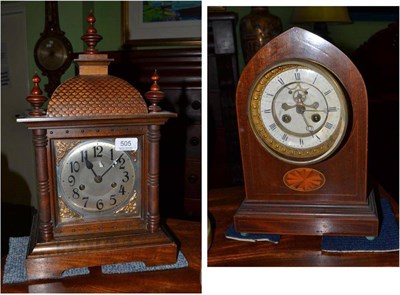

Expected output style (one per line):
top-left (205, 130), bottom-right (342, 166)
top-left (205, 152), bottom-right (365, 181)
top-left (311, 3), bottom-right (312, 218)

top-left (55, 140), bottom-right (81, 165)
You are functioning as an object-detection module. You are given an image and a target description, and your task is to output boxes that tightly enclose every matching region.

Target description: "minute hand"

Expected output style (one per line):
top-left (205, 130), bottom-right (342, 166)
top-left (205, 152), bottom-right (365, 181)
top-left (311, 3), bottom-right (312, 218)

top-left (100, 154), bottom-right (124, 178)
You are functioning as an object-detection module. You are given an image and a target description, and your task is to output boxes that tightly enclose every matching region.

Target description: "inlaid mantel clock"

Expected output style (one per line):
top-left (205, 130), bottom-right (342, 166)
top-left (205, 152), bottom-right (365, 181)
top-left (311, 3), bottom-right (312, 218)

top-left (18, 13), bottom-right (177, 280)
top-left (234, 27), bottom-right (379, 236)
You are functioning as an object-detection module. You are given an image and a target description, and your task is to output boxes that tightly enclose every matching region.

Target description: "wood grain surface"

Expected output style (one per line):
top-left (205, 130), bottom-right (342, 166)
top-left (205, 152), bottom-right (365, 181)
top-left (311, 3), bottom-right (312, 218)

top-left (208, 185), bottom-right (398, 267)
top-left (1, 218), bottom-right (201, 293)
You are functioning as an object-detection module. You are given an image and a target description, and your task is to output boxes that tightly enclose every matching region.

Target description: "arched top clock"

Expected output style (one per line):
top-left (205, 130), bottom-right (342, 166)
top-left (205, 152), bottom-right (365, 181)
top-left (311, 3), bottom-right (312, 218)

top-left (234, 27), bottom-right (378, 237)
top-left (18, 12), bottom-right (178, 280)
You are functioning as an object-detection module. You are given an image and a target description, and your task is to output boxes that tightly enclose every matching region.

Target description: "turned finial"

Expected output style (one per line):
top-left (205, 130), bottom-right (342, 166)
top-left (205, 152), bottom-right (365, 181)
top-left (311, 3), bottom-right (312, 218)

top-left (81, 10), bottom-right (103, 54)
top-left (26, 74), bottom-right (47, 116)
top-left (145, 69), bottom-right (164, 112)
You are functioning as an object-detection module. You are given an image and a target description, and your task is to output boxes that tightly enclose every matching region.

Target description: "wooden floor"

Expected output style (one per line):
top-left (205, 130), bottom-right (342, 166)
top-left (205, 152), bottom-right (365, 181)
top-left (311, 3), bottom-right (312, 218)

top-left (1, 218), bottom-right (201, 293)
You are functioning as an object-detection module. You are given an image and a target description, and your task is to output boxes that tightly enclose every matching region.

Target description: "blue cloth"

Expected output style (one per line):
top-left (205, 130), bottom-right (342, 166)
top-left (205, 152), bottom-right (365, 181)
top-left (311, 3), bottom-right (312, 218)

top-left (321, 198), bottom-right (399, 252)
top-left (225, 224), bottom-right (280, 243)
top-left (102, 251), bottom-right (188, 274)
top-left (2, 236), bottom-right (90, 284)
top-left (2, 236), bottom-right (188, 283)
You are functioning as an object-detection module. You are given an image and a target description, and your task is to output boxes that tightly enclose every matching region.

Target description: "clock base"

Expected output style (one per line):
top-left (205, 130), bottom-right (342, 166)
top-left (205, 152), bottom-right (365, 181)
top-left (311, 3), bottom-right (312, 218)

top-left (25, 215), bottom-right (177, 280)
top-left (234, 190), bottom-right (379, 237)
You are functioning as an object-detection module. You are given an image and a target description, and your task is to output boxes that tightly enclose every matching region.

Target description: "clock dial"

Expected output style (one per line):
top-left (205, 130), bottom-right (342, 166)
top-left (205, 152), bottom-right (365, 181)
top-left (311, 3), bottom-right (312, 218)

top-left (249, 60), bottom-right (348, 164)
top-left (57, 139), bottom-right (140, 217)
top-left (36, 37), bottom-right (69, 71)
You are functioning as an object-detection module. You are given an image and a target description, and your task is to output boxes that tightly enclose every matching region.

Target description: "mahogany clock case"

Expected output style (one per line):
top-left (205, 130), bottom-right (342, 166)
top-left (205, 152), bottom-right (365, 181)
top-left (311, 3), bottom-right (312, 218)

top-left (234, 27), bottom-right (379, 236)
top-left (16, 11), bottom-right (179, 279)
top-left (17, 114), bottom-right (178, 280)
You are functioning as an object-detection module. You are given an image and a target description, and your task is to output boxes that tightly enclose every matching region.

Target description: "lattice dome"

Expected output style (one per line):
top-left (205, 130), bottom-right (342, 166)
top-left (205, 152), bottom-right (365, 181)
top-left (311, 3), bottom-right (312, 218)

top-left (47, 75), bottom-right (148, 117)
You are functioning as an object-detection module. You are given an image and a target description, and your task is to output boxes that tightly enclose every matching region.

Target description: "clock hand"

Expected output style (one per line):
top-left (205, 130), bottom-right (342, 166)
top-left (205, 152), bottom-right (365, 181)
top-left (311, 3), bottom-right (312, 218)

top-left (85, 156), bottom-right (99, 178)
top-left (282, 100), bottom-right (317, 111)
top-left (100, 154), bottom-right (124, 179)
top-left (281, 103), bottom-right (296, 111)
top-left (304, 102), bottom-right (319, 109)
top-left (301, 113), bottom-right (315, 135)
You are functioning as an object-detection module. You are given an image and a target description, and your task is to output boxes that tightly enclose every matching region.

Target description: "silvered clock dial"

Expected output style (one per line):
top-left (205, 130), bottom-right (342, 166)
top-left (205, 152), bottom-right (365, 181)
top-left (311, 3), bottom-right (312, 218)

top-left (56, 138), bottom-right (140, 218)
top-left (249, 60), bottom-right (348, 164)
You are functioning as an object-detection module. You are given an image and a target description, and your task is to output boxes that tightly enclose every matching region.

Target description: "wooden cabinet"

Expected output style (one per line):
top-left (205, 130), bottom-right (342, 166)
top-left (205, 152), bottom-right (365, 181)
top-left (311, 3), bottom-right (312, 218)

top-left (351, 22), bottom-right (399, 201)
top-left (103, 49), bottom-right (201, 219)
top-left (208, 11), bottom-right (243, 188)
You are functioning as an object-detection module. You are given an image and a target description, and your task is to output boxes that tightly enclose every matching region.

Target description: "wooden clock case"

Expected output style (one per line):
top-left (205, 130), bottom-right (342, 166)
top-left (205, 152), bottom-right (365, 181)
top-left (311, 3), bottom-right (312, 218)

top-left (234, 27), bottom-right (379, 236)
top-left (17, 13), bottom-right (177, 280)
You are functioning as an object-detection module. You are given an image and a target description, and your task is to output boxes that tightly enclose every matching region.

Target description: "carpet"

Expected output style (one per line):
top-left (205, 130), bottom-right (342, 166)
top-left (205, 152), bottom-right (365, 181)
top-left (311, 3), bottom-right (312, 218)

top-left (2, 236), bottom-right (188, 284)
top-left (321, 198), bottom-right (399, 252)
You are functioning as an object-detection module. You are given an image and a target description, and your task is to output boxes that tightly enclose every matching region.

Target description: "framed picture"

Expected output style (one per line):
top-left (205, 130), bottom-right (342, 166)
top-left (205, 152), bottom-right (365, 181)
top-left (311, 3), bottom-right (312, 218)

top-left (122, 1), bottom-right (201, 47)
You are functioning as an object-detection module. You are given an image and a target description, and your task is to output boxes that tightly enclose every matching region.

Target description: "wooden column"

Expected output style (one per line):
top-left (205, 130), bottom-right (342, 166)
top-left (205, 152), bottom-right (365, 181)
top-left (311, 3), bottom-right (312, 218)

top-left (25, 74), bottom-right (53, 241)
top-left (147, 124), bottom-right (161, 232)
top-left (145, 70), bottom-right (165, 233)
top-left (32, 129), bottom-right (53, 242)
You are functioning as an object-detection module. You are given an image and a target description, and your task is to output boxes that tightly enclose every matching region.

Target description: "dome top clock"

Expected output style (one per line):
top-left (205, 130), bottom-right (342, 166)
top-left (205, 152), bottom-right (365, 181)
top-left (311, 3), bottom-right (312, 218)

top-left (18, 12), bottom-right (177, 280)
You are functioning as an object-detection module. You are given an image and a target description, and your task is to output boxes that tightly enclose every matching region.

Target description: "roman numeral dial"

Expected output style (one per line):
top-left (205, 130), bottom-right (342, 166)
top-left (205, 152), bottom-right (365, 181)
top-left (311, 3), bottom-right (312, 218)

top-left (249, 61), bottom-right (348, 164)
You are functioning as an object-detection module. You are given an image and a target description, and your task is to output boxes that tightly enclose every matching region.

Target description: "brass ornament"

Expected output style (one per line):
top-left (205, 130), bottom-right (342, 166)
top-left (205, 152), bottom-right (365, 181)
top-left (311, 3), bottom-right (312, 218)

top-left (55, 140), bottom-right (81, 165)
top-left (115, 191), bottom-right (138, 214)
top-left (248, 62), bottom-right (346, 163)
top-left (58, 196), bottom-right (81, 220)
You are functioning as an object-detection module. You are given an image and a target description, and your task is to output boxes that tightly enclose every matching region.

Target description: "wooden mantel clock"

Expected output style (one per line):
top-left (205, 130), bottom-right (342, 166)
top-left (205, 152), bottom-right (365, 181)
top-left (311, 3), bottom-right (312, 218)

top-left (18, 12), bottom-right (177, 280)
top-left (234, 27), bottom-right (379, 237)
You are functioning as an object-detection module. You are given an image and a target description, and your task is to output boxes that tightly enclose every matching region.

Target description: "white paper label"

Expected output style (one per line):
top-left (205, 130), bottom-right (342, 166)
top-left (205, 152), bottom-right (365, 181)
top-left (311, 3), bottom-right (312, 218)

top-left (115, 138), bottom-right (138, 151)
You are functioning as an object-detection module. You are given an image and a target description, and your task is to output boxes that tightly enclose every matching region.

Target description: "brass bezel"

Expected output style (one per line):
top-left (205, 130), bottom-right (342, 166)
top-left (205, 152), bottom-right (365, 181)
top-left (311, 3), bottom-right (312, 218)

top-left (248, 59), bottom-right (348, 165)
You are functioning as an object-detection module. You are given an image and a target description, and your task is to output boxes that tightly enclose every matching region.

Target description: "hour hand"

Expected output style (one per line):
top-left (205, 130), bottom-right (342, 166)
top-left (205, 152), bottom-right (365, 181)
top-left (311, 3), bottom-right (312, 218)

top-left (85, 156), bottom-right (98, 177)
top-left (282, 103), bottom-right (296, 111)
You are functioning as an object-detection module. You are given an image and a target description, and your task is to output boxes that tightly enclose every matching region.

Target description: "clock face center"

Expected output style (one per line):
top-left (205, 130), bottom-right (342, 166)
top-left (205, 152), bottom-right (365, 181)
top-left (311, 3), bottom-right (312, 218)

top-left (94, 175), bottom-right (103, 183)
top-left (296, 104), bottom-right (306, 114)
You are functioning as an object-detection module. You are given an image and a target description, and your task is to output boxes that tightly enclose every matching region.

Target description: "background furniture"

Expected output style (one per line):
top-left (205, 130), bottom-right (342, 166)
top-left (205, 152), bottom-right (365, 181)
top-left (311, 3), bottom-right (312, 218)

top-left (103, 48), bottom-right (202, 219)
top-left (208, 11), bottom-right (243, 188)
top-left (351, 22), bottom-right (399, 201)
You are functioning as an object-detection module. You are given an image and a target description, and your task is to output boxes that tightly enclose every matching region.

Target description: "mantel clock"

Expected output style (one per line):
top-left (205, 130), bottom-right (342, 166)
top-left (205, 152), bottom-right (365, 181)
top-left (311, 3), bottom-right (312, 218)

top-left (234, 27), bottom-right (379, 236)
top-left (18, 13), bottom-right (177, 280)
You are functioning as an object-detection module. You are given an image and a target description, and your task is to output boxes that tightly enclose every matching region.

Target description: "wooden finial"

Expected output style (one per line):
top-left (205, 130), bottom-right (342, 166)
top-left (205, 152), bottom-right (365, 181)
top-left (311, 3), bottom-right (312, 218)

top-left (26, 74), bottom-right (47, 116)
top-left (81, 10), bottom-right (103, 54)
top-left (145, 69), bottom-right (164, 112)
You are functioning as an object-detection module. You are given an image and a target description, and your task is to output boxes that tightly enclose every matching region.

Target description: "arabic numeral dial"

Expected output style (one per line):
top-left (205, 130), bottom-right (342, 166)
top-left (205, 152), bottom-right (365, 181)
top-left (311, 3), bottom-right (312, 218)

top-left (58, 139), bottom-right (137, 216)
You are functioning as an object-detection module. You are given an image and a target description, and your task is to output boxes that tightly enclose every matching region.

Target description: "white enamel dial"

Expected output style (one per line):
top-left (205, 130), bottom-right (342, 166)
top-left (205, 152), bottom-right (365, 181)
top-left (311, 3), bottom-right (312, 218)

top-left (57, 139), bottom-right (139, 217)
top-left (249, 61), bottom-right (348, 164)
